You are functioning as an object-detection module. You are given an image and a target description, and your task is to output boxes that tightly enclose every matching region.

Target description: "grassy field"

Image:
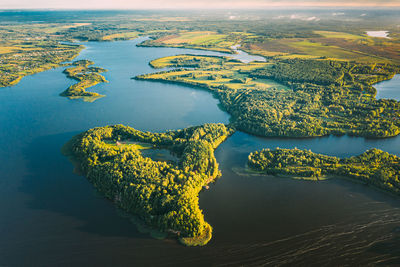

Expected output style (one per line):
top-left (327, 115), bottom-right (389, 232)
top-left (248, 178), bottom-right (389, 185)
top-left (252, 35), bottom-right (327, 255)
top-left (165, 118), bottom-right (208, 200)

top-left (102, 31), bottom-right (139, 41)
top-left (243, 31), bottom-right (400, 64)
top-left (149, 54), bottom-right (226, 68)
top-left (140, 31), bottom-right (255, 53)
top-left (0, 46), bottom-right (18, 54)
top-left (161, 31), bottom-right (227, 44)
top-left (313, 31), bottom-right (365, 40)
top-left (143, 55), bottom-right (281, 91)
top-left (0, 23), bottom-right (85, 87)
top-left (104, 140), bottom-right (154, 150)
top-left (135, 27), bottom-right (400, 64)
top-left (289, 40), bottom-right (380, 61)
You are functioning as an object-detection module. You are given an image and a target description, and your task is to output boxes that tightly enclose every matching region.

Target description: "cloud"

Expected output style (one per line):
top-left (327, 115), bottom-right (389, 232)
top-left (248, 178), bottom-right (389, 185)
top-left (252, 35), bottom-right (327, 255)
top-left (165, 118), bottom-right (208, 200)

top-left (305, 16), bottom-right (319, 21)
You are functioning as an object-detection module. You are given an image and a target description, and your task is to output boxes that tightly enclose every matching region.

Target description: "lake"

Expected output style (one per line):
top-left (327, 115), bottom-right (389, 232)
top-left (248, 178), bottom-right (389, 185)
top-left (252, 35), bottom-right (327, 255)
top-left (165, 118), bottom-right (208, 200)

top-left (366, 30), bottom-right (390, 38)
top-left (0, 38), bottom-right (400, 266)
top-left (376, 74), bottom-right (400, 101)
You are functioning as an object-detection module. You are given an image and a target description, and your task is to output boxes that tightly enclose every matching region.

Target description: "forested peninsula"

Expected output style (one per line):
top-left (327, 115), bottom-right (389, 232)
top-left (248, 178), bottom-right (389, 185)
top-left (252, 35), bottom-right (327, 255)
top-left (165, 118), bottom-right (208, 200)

top-left (63, 123), bottom-right (234, 246)
top-left (248, 148), bottom-right (400, 194)
top-left (60, 60), bottom-right (108, 102)
top-left (136, 55), bottom-right (400, 138)
top-left (2, 11), bottom-right (400, 250)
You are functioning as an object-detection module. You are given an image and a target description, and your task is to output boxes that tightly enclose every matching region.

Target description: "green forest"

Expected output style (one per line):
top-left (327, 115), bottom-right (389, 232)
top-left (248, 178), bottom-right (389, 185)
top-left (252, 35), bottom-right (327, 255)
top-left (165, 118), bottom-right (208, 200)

top-left (63, 123), bottom-right (234, 246)
top-left (1, 10), bottom-right (398, 246)
top-left (248, 148), bottom-right (400, 194)
top-left (136, 55), bottom-right (400, 138)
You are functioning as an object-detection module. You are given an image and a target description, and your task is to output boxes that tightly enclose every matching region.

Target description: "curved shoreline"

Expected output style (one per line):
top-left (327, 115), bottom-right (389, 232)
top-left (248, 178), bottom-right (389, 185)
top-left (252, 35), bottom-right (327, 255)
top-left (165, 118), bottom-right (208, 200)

top-left (135, 56), bottom-right (400, 139)
top-left (60, 59), bottom-right (109, 102)
top-left (63, 123), bottom-right (234, 246)
top-left (56, 38), bottom-right (400, 246)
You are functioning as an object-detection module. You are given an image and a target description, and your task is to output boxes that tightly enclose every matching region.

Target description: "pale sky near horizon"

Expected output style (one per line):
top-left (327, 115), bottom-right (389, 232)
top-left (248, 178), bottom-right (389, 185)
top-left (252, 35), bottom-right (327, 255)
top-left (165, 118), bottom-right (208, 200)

top-left (1, 0), bottom-right (400, 9)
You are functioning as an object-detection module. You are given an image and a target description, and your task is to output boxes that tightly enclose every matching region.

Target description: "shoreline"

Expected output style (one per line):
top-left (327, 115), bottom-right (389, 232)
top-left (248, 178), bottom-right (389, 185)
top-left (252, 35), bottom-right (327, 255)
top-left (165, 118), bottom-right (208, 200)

top-left (134, 74), bottom-right (400, 139)
top-left (62, 124), bottom-right (234, 246)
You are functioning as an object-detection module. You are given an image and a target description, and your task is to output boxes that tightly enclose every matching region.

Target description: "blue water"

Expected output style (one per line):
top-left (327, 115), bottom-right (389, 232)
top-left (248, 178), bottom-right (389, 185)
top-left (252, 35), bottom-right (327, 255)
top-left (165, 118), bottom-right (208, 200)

top-left (375, 74), bottom-right (400, 101)
top-left (1, 38), bottom-right (400, 266)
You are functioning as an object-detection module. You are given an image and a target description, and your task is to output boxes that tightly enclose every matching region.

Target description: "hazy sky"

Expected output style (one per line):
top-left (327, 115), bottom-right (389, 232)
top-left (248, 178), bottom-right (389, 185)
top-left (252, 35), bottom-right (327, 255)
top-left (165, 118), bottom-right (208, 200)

top-left (1, 0), bottom-right (400, 9)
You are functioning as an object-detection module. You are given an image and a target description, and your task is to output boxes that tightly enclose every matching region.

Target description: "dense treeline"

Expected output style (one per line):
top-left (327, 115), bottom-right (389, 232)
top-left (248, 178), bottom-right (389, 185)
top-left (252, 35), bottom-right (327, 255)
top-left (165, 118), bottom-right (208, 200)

top-left (60, 60), bottom-right (108, 102)
top-left (250, 59), bottom-right (398, 88)
top-left (137, 55), bottom-right (400, 138)
top-left (252, 59), bottom-right (348, 86)
top-left (237, 59), bottom-right (400, 137)
top-left (248, 148), bottom-right (400, 194)
top-left (63, 123), bottom-right (234, 246)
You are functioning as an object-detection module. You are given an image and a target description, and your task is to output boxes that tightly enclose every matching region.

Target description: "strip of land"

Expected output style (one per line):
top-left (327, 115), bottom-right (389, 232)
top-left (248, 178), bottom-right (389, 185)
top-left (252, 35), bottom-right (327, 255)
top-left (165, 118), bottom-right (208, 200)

top-left (138, 31), bottom-right (254, 54)
top-left (60, 60), bottom-right (108, 102)
top-left (248, 148), bottom-right (400, 195)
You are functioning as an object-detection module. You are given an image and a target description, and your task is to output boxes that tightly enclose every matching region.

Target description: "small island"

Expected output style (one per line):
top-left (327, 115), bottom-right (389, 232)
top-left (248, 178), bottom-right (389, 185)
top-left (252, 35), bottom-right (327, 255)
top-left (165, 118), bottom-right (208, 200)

top-left (248, 148), bottom-right (400, 194)
top-left (61, 60), bottom-right (108, 102)
top-left (63, 123), bottom-right (234, 246)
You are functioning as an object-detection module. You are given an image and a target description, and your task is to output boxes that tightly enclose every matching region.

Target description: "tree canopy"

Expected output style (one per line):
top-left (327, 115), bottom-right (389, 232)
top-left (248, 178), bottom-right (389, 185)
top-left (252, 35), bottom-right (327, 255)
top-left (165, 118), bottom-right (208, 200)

top-left (63, 123), bottom-right (234, 246)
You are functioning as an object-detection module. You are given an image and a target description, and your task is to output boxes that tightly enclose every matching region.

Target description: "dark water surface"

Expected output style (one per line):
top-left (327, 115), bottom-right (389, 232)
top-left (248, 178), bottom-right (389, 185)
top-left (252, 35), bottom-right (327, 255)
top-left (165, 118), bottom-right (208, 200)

top-left (1, 38), bottom-right (400, 266)
top-left (376, 74), bottom-right (400, 101)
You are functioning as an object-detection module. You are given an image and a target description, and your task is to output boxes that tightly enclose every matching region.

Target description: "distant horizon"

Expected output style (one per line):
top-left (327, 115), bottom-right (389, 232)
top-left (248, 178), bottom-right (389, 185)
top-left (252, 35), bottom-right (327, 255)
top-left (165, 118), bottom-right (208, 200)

top-left (2, 7), bottom-right (400, 10)
top-left (1, 0), bottom-right (400, 10)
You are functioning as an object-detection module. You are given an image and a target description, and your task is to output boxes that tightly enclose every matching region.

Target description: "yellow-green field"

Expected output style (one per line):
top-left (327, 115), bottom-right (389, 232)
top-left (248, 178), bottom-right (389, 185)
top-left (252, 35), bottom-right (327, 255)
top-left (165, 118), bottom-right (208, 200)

top-left (145, 31), bottom-right (255, 53)
top-left (161, 31), bottom-right (231, 45)
top-left (102, 31), bottom-right (139, 41)
top-left (0, 23), bottom-right (86, 87)
top-left (143, 29), bottom-right (399, 63)
top-left (0, 46), bottom-right (17, 54)
top-left (104, 140), bottom-right (154, 150)
top-left (314, 31), bottom-right (365, 40)
top-left (288, 40), bottom-right (384, 62)
top-left (243, 30), bottom-right (400, 64)
top-left (149, 54), bottom-right (225, 68)
top-left (143, 55), bottom-right (287, 91)
top-left (0, 23), bottom-right (91, 35)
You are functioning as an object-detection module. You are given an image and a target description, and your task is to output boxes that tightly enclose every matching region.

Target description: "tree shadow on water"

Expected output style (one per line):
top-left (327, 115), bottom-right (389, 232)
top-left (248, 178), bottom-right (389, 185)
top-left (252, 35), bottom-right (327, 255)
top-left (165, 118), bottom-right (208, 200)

top-left (19, 131), bottom-right (150, 240)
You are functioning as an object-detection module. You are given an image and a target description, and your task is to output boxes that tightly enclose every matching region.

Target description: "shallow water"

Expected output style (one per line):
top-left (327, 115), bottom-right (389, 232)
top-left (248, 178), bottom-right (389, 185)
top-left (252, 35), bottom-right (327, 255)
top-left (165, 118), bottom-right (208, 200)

top-left (231, 44), bottom-right (266, 63)
top-left (1, 38), bottom-right (400, 266)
